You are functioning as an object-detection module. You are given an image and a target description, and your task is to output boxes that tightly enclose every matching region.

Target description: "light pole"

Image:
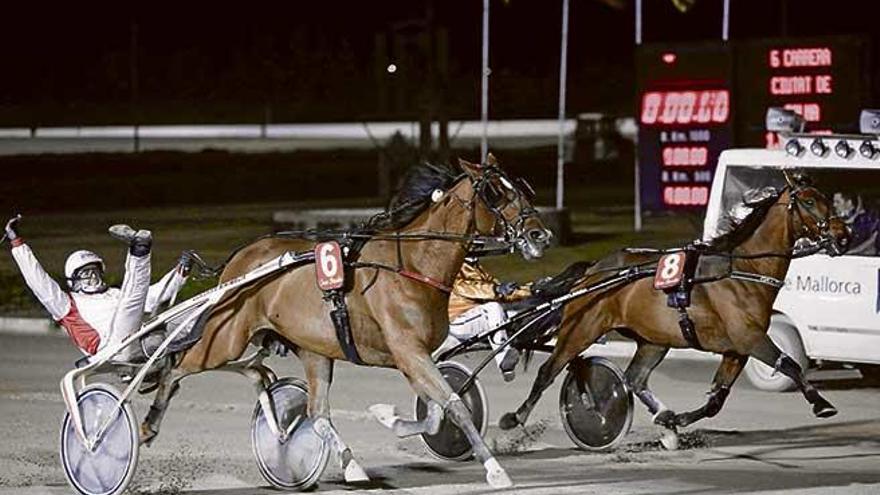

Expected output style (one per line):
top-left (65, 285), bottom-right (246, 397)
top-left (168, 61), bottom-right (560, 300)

top-left (555, 0), bottom-right (570, 210)
top-left (480, 0), bottom-right (490, 163)
top-left (722, 0), bottom-right (730, 41)
top-left (634, 0), bottom-right (643, 231)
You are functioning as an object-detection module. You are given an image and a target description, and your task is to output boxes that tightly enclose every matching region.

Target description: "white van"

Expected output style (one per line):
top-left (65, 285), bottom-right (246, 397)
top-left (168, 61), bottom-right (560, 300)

top-left (702, 124), bottom-right (880, 391)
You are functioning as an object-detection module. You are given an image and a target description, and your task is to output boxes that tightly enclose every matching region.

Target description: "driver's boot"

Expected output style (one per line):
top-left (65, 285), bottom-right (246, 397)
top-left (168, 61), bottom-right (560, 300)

top-left (109, 224), bottom-right (152, 256)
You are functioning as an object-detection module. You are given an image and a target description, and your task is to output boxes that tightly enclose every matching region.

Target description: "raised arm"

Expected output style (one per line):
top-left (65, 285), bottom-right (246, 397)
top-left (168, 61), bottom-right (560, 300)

top-left (145, 266), bottom-right (187, 313)
top-left (145, 252), bottom-right (192, 313)
top-left (6, 217), bottom-right (71, 319)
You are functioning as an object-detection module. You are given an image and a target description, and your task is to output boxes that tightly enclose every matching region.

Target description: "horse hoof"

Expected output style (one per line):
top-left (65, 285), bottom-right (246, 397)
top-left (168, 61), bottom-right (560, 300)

top-left (344, 459), bottom-right (370, 483)
top-left (484, 458), bottom-right (513, 489)
top-left (813, 402), bottom-right (838, 418)
top-left (659, 429), bottom-right (679, 451)
top-left (498, 412), bottom-right (520, 430)
top-left (368, 404), bottom-right (399, 430)
top-left (652, 409), bottom-right (677, 430)
top-left (139, 424), bottom-right (158, 446)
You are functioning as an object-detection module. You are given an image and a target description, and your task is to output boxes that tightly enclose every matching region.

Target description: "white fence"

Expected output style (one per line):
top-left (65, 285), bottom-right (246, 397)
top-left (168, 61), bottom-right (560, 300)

top-left (0, 119), bottom-right (583, 155)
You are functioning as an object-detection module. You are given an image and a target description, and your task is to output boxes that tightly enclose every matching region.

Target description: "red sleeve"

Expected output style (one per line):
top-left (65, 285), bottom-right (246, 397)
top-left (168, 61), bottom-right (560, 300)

top-left (58, 296), bottom-right (101, 355)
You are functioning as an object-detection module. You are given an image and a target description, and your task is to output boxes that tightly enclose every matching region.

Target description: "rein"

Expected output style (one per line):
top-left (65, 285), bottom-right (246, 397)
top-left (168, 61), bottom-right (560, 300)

top-left (351, 261), bottom-right (453, 293)
top-left (269, 167), bottom-right (534, 295)
top-left (274, 229), bottom-right (505, 245)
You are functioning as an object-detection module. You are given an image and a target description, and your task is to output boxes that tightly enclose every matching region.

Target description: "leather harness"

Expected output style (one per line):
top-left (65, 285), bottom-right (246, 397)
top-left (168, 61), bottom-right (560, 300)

top-left (656, 242), bottom-right (786, 350)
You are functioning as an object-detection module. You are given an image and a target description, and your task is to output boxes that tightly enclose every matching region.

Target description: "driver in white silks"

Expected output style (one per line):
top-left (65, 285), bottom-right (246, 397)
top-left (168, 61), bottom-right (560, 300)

top-left (436, 257), bottom-right (532, 382)
top-left (4, 216), bottom-right (191, 362)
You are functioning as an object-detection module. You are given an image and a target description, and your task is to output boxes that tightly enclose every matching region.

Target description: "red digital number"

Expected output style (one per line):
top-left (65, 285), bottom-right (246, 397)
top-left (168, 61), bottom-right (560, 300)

top-left (711, 90), bottom-right (729, 123)
top-left (641, 90), bottom-right (729, 125)
top-left (641, 92), bottom-right (662, 124)
top-left (662, 186), bottom-right (709, 207)
top-left (662, 146), bottom-right (708, 167)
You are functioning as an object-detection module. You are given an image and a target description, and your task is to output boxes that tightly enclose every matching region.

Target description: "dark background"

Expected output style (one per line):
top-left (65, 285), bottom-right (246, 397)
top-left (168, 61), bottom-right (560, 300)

top-left (0, 0), bottom-right (878, 215)
top-left (1, 0), bottom-right (877, 126)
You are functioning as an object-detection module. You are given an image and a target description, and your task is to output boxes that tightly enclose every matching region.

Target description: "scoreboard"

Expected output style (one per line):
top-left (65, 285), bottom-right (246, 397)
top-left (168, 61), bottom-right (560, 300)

top-left (636, 36), bottom-right (869, 212)
top-left (736, 36), bottom-right (869, 148)
top-left (636, 43), bottom-right (733, 211)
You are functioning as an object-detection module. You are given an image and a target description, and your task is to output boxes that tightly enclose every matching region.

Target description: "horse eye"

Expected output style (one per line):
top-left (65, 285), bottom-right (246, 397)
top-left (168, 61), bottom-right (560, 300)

top-left (804, 199), bottom-right (816, 207)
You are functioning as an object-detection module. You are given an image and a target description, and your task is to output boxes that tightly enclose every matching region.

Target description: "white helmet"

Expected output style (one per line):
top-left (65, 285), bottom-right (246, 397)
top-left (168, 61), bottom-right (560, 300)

top-left (64, 250), bottom-right (106, 292)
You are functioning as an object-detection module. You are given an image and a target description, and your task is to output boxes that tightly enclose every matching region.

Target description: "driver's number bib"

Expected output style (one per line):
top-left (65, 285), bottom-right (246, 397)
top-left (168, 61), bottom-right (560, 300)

top-left (653, 252), bottom-right (686, 290)
top-left (315, 241), bottom-right (344, 290)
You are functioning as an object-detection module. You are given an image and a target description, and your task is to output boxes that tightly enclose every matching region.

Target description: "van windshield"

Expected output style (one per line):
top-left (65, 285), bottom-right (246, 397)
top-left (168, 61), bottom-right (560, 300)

top-left (716, 165), bottom-right (880, 257)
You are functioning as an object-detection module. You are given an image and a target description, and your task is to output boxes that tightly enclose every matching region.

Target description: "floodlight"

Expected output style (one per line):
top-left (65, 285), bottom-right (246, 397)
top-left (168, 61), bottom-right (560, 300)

top-left (859, 140), bottom-right (879, 159)
top-left (785, 138), bottom-right (805, 157)
top-left (809, 138), bottom-right (828, 157)
top-left (834, 139), bottom-right (853, 159)
top-left (766, 107), bottom-right (805, 133)
top-left (859, 109), bottom-right (880, 135)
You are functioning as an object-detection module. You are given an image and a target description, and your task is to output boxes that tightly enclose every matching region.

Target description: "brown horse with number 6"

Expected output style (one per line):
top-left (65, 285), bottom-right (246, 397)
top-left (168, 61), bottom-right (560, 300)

top-left (142, 155), bottom-right (551, 489)
top-left (501, 172), bottom-right (850, 446)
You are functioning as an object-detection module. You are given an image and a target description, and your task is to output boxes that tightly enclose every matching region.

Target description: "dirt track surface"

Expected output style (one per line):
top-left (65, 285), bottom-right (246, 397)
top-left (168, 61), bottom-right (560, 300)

top-left (1, 333), bottom-right (879, 494)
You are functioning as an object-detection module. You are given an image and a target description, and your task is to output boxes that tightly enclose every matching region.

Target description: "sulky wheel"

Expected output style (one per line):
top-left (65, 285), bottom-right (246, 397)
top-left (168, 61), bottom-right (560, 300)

top-left (559, 356), bottom-right (633, 452)
top-left (251, 377), bottom-right (329, 491)
top-left (414, 360), bottom-right (488, 461)
top-left (60, 383), bottom-right (139, 495)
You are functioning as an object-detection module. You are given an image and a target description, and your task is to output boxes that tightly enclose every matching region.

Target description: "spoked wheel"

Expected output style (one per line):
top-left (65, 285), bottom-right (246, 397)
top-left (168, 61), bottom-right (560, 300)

top-left (60, 383), bottom-right (139, 495)
top-left (559, 356), bottom-right (633, 452)
top-left (414, 361), bottom-right (488, 461)
top-left (251, 377), bottom-right (329, 491)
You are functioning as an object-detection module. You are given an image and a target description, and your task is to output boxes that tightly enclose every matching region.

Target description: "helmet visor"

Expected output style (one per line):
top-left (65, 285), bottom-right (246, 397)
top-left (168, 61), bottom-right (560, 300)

top-left (72, 263), bottom-right (106, 293)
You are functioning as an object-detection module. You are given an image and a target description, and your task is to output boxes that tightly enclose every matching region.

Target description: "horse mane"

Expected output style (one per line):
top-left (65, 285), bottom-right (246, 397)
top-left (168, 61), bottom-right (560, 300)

top-left (366, 161), bottom-right (460, 231)
top-left (707, 190), bottom-right (783, 252)
top-left (212, 162), bottom-right (460, 274)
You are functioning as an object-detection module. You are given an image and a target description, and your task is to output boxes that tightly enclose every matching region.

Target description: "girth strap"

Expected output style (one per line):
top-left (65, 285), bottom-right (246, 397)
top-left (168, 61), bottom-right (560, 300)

top-left (327, 291), bottom-right (364, 365)
top-left (675, 306), bottom-right (703, 350)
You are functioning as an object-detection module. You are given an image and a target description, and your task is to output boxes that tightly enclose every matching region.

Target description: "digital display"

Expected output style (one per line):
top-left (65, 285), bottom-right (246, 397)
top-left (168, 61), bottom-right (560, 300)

top-left (736, 36), bottom-right (868, 148)
top-left (640, 90), bottom-right (730, 125)
top-left (635, 36), bottom-right (868, 212)
top-left (636, 43), bottom-right (733, 211)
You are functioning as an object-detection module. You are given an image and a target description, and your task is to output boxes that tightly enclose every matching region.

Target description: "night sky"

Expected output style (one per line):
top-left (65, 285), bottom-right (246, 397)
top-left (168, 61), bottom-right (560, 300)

top-left (0, 0), bottom-right (877, 125)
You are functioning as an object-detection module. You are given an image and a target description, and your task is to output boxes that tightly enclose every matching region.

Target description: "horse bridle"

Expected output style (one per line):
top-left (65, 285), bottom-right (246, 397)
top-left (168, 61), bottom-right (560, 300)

top-left (785, 184), bottom-right (846, 256)
top-left (467, 166), bottom-right (542, 248)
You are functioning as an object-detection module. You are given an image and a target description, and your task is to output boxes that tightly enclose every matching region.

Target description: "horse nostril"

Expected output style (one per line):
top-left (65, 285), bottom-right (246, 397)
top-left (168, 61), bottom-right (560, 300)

top-left (528, 229), bottom-right (551, 243)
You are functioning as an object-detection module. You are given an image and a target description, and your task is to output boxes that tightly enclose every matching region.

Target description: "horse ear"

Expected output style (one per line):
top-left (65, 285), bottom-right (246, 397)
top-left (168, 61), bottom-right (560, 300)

top-left (458, 157), bottom-right (483, 178)
top-left (782, 169), bottom-right (813, 188)
top-left (781, 169), bottom-right (796, 188)
top-left (485, 152), bottom-right (498, 167)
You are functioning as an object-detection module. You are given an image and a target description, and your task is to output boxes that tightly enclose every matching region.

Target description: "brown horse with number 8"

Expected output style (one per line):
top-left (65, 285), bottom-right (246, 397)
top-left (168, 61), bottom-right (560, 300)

top-left (501, 171), bottom-right (850, 447)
